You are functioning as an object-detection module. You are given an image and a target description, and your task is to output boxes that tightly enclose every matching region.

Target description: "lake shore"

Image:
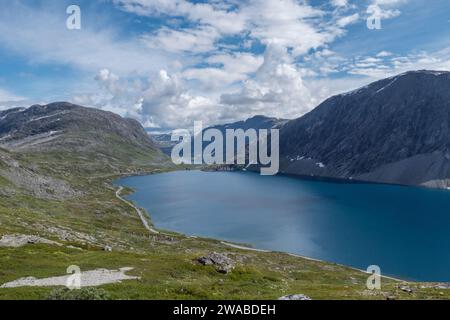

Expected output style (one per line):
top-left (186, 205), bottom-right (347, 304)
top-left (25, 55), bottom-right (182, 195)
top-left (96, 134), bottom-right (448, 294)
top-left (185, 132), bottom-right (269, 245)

top-left (115, 169), bottom-right (450, 282)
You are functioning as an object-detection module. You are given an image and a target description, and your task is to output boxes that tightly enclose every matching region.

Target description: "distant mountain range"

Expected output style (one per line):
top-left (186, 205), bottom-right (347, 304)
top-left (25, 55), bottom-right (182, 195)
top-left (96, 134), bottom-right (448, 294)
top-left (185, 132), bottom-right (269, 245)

top-left (278, 70), bottom-right (450, 189)
top-left (151, 115), bottom-right (287, 156)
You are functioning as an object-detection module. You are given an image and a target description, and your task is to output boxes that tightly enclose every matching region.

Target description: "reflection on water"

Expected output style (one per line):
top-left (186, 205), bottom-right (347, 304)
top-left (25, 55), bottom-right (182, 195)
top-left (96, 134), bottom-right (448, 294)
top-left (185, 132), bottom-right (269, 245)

top-left (117, 170), bottom-right (450, 281)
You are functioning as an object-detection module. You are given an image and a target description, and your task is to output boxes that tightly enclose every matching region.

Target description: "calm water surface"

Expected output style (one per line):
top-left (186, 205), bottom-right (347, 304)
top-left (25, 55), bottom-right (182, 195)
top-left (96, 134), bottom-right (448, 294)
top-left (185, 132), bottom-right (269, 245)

top-left (117, 170), bottom-right (450, 281)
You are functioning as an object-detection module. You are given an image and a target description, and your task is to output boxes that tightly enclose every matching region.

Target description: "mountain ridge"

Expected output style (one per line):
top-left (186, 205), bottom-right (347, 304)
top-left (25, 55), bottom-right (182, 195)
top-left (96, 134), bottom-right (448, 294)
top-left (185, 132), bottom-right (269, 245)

top-left (152, 115), bottom-right (287, 156)
top-left (279, 70), bottom-right (450, 188)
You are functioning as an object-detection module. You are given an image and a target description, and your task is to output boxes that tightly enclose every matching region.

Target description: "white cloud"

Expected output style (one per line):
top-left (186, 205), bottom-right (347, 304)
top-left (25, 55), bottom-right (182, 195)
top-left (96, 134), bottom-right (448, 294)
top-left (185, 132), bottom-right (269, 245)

top-left (117, 0), bottom-right (356, 57)
top-left (376, 51), bottom-right (393, 57)
top-left (141, 26), bottom-right (220, 53)
top-left (182, 52), bottom-right (264, 90)
top-left (240, 0), bottom-right (329, 56)
top-left (0, 2), bottom-right (173, 75)
top-left (331, 0), bottom-right (349, 8)
top-left (113, 0), bottom-right (247, 34)
top-left (2, 0), bottom-right (433, 130)
top-left (336, 13), bottom-right (360, 27)
top-left (0, 88), bottom-right (24, 103)
top-left (74, 69), bottom-right (221, 129)
top-left (0, 88), bottom-right (30, 111)
top-left (220, 44), bottom-right (315, 120)
top-left (367, 0), bottom-right (409, 20)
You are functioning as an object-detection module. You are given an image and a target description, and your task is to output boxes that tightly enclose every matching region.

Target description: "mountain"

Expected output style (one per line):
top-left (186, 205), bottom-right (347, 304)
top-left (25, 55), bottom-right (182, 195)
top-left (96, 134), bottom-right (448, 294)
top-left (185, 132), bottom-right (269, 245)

top-left (210, 115), bottom-right (288, 132)
top-left (0, 102), bottom-right (169, 175)
top-left (279, 70), bottom-right (450, 189)
top-left (152, 115), bottom-right (287, 156)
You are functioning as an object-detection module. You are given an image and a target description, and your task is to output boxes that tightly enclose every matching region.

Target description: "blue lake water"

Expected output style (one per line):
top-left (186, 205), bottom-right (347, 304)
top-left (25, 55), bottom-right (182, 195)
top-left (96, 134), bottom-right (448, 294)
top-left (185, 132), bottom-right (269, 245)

top-left (117, 170), bottom-right (450, 281)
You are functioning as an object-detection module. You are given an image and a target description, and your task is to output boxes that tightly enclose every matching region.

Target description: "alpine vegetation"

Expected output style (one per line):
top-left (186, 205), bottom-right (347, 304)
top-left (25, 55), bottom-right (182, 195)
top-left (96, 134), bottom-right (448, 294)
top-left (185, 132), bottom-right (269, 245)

top-left (171, 121), bottom-right (279, 175)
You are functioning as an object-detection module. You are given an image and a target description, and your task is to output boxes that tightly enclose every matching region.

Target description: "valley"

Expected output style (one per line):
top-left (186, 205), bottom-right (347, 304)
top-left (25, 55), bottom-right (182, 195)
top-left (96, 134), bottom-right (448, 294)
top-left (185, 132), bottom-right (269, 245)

top-left (0, 90), bottom-right (450, 300)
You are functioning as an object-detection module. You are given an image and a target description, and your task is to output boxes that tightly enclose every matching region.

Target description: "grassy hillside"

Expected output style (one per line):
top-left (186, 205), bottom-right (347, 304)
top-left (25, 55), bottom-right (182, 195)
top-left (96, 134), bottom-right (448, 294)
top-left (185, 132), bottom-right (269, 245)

top-left (0, 151), bottom-right (448, 300)
top-left (0, 104), bottom-right (448, 300)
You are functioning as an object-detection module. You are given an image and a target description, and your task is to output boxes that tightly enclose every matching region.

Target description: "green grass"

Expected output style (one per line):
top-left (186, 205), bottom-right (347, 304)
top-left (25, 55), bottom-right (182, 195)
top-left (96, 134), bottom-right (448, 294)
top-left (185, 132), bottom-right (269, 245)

top-left (1, 240), bottom-right (448, 300)
top-left (0, 149), bottom-right (449, 300)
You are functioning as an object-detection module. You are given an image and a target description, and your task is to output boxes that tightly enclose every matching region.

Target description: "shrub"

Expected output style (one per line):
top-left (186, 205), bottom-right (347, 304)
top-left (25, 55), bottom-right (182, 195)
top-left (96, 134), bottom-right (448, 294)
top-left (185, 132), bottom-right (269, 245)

top-left (46, 287), bottom-right (110, 300)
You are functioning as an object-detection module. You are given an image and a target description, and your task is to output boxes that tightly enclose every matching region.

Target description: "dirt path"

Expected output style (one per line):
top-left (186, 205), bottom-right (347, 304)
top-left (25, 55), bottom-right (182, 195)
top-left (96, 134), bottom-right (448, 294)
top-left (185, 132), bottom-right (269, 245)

top-left (221, 241), bottom-right (270, 252)
top-left (115, 186), bottom-right (159, 234)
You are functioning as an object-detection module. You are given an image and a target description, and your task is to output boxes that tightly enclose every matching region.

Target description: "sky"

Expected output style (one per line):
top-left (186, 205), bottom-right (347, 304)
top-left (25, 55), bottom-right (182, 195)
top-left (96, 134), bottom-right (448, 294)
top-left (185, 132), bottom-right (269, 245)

top-left (1, 0), bottom-right (450, 131)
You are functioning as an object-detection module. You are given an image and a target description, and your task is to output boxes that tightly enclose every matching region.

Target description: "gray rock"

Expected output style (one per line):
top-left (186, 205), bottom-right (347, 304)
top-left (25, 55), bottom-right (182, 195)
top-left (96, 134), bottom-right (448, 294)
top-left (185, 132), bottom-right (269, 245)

top-left (197, 252), bottom-right (235, 274)
top-left (278, 294), bottom-right (312, 301)
top-left (0, 234), bottom-right (61, 248)
top-left (398, 285), bottom-right (414, 293)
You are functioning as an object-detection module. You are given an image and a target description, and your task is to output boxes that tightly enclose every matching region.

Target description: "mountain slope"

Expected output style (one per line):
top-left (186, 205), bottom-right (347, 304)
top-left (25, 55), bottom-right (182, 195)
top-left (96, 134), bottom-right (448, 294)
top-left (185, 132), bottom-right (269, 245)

top-left (0, 102), bottom-right (447, 300)
top-left (0, 102), bottom-right (169, 174)
top-left (279, 70), bottom-right (450, 188)
top-left (152, 115), bottom-right (287, 156)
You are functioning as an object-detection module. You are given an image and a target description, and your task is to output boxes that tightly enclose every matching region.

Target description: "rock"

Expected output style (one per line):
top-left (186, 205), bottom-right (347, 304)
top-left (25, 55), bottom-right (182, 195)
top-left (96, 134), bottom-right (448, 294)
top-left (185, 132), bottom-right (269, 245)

top-left (278, 294), bottom-right (312, 301)
top-left (0, 267), bottom-right (139, 288)
top-left (150, 234), bottom-right (178, 244)
top-left (197, 252), bottom-right (235, 274)
top-left (420, 283), bottom-right (450, 289)
top-left (0, 234), bottom-right (61, 248)
top-left (103, 246), bottom-right (112, 252)
top-left (398, 285), bottom-right (413, 293)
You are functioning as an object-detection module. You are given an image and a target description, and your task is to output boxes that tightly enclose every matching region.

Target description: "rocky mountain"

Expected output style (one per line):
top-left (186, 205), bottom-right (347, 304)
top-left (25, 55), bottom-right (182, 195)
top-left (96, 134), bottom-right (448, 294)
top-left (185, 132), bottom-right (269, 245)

top-left (279, 70), bottom-right (450, 188)
top-left (0, 102), bottom-right (169, 176)
top-left (152, 115), bottom-right (287, 156)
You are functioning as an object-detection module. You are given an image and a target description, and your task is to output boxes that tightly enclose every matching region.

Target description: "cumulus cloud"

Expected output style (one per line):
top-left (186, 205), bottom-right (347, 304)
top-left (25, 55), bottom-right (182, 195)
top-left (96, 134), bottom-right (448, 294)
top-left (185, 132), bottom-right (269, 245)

top-left (220, 45), bottom-right (315, 120)
top-left (0, 88), bottom-right (30, 111)
top-left (74, 69), bottom-right (220, 129)
top-left (367, 0), bottom-right (409, 20)
top-left (116, 0), bottom-right (357, 58)
top-left (1, 0), bottom-right (428, 130)
top-left (100, 0), bottom-right (368, 128)
top-left (183, 52), bottom-right (264, 90)
top-left (331, 0), bottom-right (349, 7)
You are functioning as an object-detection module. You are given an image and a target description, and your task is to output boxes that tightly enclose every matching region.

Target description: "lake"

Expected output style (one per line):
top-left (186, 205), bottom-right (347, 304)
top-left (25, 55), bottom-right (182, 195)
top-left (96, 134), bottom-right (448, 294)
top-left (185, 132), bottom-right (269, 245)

top-left (117, 170), bottom-right (450, 281)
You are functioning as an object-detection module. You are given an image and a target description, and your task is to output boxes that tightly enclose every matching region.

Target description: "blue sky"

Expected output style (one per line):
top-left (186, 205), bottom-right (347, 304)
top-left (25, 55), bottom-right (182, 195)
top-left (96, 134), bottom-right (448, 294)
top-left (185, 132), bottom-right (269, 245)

top-left (0, 0), bottom-right (450, 130)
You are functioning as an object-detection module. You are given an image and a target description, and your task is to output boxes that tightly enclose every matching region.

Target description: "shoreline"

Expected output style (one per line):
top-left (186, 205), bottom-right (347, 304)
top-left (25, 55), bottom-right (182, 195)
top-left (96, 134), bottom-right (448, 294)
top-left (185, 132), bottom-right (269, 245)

top-left (114, 169), bottom-right (426, 284)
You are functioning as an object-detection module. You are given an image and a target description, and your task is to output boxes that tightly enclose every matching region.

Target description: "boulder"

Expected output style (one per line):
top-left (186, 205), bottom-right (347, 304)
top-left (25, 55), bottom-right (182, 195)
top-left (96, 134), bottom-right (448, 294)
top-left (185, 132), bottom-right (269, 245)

top-left (278, 294), bottom-right (312, 301)
top-left (197, 252), bottom-right (235, 274)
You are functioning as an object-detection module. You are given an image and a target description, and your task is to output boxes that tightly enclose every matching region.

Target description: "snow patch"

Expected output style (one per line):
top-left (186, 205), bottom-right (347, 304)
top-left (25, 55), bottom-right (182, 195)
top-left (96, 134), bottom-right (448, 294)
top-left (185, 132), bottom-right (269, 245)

top-left (28, 111), bottom-right (68, 123)
top-left (376, 77), bottom-right (398, 93)
top-left (316, 162), bottom-right (326, 168)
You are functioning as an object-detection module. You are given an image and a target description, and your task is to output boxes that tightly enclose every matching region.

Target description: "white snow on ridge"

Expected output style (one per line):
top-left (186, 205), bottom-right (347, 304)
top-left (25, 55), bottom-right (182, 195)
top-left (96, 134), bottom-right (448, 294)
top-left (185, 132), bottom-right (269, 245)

top-left (0, 108), bottom-right (26, 121)
top-left (316, 162), bottom-right (326, 168)
top-left (376, 77), bottom-right (399, 93)
top-left (0, 134), bottom-right (11, 141)
top-left (28, 111), bottom-right (68, 123)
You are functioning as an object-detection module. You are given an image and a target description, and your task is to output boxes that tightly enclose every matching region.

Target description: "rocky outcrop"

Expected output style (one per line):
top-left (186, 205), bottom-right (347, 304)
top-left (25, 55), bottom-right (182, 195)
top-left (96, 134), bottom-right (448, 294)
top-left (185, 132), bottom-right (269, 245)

top-left (0, 234), bottom-right (61, 248)
top-left (197, 252), bottom-right (235, 274)
top-left (0, 267), bottom-right (139, 288)
top-left (278, 294), bottom-right (312, 300)
top-left (0, 166), bottom-right (80, 200)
